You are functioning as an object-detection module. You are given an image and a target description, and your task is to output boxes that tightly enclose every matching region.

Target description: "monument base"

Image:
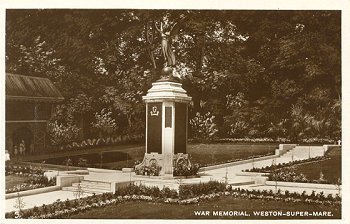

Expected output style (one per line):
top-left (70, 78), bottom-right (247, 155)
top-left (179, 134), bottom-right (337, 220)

top-left (135, 153), bottom-right (191, 177)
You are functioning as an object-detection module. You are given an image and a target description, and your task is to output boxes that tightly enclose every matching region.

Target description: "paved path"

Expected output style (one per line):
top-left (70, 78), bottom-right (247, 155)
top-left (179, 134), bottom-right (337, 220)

top-left (6, 190), bottom-right (94, 213)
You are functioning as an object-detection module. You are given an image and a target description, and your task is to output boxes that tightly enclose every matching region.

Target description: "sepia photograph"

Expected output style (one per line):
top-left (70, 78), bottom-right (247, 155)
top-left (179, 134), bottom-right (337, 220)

top-left (1, 1), bottom-right (349, 223)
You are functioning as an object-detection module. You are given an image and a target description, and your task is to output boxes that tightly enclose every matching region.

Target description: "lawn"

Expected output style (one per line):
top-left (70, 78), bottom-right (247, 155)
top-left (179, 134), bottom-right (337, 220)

top-left (188, 143), bottom-right (277, 166)
top-left (68, 196), bottom-right (340, 219)
top-left (31, 143), bottom-right (277, 170)
top-left (294, 153), bottom-right (341, 184)
top-left (5, 175), bottom-right (31, 190)
top-left (32, 146), bottom-right (145, 170)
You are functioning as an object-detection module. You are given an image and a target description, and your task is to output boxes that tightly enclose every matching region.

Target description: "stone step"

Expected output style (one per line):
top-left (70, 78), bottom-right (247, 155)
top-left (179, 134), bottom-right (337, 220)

top-left (229, 181), bottom-right (255, 186)
top-left (62, 186), bottom-right (111, 194)
top-left (72, 180), bottom-right (111, 190)
top-left (284, 149), bottom-right (324, 156)
top-left (64, 184), bottom-right (111, 191)
top-left (284, 152), bottom-right (324, 157)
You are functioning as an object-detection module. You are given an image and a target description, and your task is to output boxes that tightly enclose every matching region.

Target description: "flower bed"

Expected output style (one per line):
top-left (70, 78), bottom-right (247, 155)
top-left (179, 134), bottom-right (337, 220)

top-left (243, 156), bottom-right (337, 184)
top-left (5, 181), bottom-right (341, 219)
top-left (214, 137), bottom-right (285, 143)
top-left (6, 183), bottom-right (53, 194)
top-left (59, 135), bottom-right (144, 152)
top-left (5, 165), bottom-right (55, 194)
top-left (5, 164), bottom-right (46, 176)
top-left (190, 137), bottom-right (335, 144)
top-left (243, 156), bottom-right (330, 173)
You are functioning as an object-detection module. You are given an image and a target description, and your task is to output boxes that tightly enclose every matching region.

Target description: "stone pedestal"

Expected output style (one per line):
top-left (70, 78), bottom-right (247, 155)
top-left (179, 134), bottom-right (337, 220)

top-left (135, 79), bottom-right (191, 176)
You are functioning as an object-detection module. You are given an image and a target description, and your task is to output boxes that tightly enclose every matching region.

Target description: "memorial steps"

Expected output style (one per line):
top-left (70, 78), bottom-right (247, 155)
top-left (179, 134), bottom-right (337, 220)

top-left (62, 180), bottom-right (113, 194)
top-left (61, 168), bottom-right (134, 194)
top-left (281, 146), bottom-right (325, 160)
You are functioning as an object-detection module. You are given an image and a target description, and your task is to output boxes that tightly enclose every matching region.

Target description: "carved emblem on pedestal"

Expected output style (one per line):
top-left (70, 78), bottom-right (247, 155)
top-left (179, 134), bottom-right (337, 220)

top-left (150, 106), bottom-right (159, 116)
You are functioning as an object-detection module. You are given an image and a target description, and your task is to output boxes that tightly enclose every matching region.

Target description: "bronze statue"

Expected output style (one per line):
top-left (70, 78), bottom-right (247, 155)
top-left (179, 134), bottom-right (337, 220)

top-left (155, 16), bottom-right (183, 67)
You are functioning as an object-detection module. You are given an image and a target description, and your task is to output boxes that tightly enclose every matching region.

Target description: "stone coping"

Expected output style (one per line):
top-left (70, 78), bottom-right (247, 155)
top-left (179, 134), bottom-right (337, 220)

top-left (265, 181), bottom-right (341, 190)
top-left (87, 168), bottom-right (122, 173)
top-left (236, 172), bottom-right (269, 177)
top-left (5, 186), bottom-right (61, 200)
top-left (133, 174), bottom-right (200, 180)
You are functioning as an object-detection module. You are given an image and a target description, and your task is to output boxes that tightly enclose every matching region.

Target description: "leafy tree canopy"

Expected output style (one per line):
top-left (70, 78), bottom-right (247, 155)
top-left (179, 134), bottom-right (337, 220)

top-left (6, 9), bottom-right (341, 142)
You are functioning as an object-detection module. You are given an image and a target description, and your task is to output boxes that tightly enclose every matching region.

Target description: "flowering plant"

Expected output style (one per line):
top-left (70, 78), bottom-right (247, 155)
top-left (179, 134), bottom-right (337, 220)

top-left (190, 112), bottom-right (218, 143)
top-left (135, 164), bottom-right (161, 176)
top-left (91, 108), bottom-right (117, 136)
top-left (47, 121), bottom-right (80, 146)
top-left (173, 161), bottom-right (200, 177)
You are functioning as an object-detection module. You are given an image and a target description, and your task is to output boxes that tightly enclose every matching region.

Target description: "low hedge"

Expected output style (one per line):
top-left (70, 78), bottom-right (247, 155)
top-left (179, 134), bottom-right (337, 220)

top-left (189, 137), bottom-right (335, 144)
top-left (179, 181), bottom-right (226, 199)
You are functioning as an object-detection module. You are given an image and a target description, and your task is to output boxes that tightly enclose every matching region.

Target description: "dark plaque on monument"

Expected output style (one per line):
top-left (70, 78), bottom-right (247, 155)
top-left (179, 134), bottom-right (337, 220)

top-left (147, 103), bottom-right (162, 153)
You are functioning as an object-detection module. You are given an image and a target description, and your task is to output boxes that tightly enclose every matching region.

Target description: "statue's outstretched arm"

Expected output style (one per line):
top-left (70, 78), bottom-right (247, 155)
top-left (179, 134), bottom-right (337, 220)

top-left (155, 22), bottom-right (162, 33)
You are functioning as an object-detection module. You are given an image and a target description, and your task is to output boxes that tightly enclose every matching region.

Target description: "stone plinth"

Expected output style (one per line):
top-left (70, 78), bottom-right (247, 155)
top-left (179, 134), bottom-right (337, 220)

top-left (135, 80), bottom-right (191, 176)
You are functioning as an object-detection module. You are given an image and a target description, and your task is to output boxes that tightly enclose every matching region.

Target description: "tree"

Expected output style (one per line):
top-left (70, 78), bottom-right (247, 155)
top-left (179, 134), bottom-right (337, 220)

top-left (6, 10), bottom-right (341, 142)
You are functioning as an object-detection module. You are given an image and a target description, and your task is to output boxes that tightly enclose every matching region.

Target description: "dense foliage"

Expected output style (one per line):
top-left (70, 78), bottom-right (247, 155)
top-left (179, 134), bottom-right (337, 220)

top-left (6, 10), bottom-right (341, 144)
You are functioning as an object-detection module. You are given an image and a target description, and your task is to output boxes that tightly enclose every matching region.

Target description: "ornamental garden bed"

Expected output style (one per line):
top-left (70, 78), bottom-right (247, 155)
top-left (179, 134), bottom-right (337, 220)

top-left (6, 181), bottom-right (341, 219)
top-left (5, 164), bottom-right (56, 194)
top-left (244, 153), bottom-right (341, 185)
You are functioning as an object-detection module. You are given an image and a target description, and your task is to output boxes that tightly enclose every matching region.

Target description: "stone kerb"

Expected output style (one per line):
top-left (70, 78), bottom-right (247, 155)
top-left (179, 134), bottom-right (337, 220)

top-left (44, 170), bottom-right (89, 180)
top-left (265, 181), bottom-right (342, 191)
top-left (5, 186), bottom-right (61, 200)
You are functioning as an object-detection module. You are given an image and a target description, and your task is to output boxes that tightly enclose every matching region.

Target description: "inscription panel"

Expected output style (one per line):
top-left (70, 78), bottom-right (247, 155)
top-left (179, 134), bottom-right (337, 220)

top-left (147, 103), bottom-right (162, 153)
